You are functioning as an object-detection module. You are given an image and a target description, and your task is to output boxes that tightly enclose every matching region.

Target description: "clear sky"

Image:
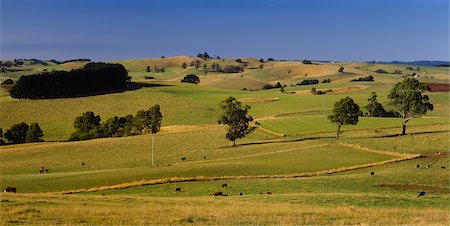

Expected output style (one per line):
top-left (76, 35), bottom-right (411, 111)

top-left (1, 0), bottom-right (449, 61)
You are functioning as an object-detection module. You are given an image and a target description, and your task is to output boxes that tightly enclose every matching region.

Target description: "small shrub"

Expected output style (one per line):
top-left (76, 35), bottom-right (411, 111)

top-left (351, 76), bottom-right (374, 82)
top-left (375, 69), bottom-right (388, 74)
top-left (1, 79), bottom-right (14, 85)
top-left (297, 79), bottom-right (319, 85)
top-left (302, 60), bottom-right (312, 64)
top-left (181, 74), bottom-right (200, 84)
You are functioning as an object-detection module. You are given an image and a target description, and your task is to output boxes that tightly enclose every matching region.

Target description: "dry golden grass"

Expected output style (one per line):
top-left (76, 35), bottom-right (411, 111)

top-left (1, 193), bottom-right (448, 225)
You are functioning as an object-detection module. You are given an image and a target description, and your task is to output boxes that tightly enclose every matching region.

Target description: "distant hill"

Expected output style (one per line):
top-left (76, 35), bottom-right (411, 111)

top-left (375, 60), bottom-right (450, 67)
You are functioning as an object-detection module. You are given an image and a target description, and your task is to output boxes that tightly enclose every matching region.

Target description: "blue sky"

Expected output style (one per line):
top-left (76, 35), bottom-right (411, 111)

top-left (1, 0), bottom-right (449, 61)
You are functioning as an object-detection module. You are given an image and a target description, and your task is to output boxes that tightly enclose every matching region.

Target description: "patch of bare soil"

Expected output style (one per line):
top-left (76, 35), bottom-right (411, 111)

top-left (426, 83), bottom-right (450, 92)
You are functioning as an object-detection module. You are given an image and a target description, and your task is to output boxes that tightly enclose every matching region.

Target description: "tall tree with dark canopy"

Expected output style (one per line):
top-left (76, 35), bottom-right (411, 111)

top-left (148, 104), bottom-right (163, 134)
top-left (388, 78), bottom-right (433, 135)
top-left (328, 97), bottom-right (360, 139)
top-left (218, 97), bottom-right (254, 146)
top-left (26, 123), bottom-right (44, 142)
top-left (4, 122), bottom-right (29, 144)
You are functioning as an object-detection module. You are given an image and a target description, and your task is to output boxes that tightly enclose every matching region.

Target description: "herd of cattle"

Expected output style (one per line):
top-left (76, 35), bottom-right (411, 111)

top-left (2, 158), bottom-right (447, 198)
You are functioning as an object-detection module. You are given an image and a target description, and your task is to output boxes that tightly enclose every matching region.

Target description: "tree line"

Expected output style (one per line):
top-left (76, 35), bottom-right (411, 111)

top-left (69, 104), bottom-right (162, 141)
top-left (10, 62), bottom-right (130, 99)
top-left (0, 123), bottom-right (43, 144)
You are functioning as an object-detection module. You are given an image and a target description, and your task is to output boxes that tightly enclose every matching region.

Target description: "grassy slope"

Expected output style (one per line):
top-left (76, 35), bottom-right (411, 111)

top-left (0, 57), bottom-right (448, 224)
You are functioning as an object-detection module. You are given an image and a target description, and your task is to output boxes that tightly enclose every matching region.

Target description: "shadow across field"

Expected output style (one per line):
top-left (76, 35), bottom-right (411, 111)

top-left (61, 82), bottom-right (171, 99)
top-left (12, 82), bottom-right (172, 100)
top-left (349, 129), bottom-right (450, 140)
top-left (225, 135), bottom-right (335, 148)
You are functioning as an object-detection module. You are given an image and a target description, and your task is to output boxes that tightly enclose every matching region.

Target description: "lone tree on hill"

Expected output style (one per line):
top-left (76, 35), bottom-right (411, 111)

top-left (181, 62), bottom-right (187, 69)
top-left (218, 97), bottom-right (255, 147)
top-left (388, 78), bottom-right (433, 135)
top-left (328, 97), bottom-right (360, 139)
top-left (338, 66), bottom-right (344, 73)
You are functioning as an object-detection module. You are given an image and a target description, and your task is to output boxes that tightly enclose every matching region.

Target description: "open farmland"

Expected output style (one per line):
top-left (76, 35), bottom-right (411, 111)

top-left (0, 56), bottom-right (449, 225)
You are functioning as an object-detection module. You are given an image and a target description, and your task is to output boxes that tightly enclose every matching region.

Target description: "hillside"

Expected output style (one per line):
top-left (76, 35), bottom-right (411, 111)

top-left (0, 56), bottom-right (449, 225)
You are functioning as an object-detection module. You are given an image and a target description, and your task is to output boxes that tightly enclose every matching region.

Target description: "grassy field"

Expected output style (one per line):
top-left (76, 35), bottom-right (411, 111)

top-left (0, 57), bottom-right (448, 224)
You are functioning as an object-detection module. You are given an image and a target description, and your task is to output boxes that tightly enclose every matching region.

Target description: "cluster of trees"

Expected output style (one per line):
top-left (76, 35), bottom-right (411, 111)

top-left (262, 82), bottom-right (282, 90)
top-left (302, 60), bottom-right (312, 65)
top-left (338, 67), bottom-right (344, 73)
top-left (146, 66), bottom-right (165, 73)
top-left (328, 78), bottom-right (433, 138)
top-left (10, 62), bottom-right (130, 99)
top-left (322, 78), bottom-right (331, 83)
top-left (197, 52), bottom-right (211, 59)
top-left (297, 79), bottom-right (319, 85)
top-left (406, 66), bottom-right (420, 71)
top-left (221, 65), bottom-right (244, 73)
top-left (351, 76), bottom-right (374, 82)
top-left (181, 74), bottom-right (200, 84)
top-left (69, 105), bottom-right (162, 141)
top-left (363, 92), bottom-right (397, 117)
top-left (375, 69), bottom-right (388, 74)
top-left (0, 122), bottom-right (43, 144)
top-left (311, 88), bottom-right (332, 95)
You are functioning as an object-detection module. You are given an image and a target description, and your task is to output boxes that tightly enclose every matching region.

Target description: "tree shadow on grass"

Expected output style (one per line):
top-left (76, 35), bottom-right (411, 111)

top-left (19, 82), bottom-right (172, 100)
top-left (221, 135), bottom-right (335, 149)
top-left (349, 130), bottom-right (450, 140)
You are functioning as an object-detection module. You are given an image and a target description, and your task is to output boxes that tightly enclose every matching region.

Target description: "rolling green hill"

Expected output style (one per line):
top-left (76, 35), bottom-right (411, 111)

top-left (0, 56), bottom-right (448, 224)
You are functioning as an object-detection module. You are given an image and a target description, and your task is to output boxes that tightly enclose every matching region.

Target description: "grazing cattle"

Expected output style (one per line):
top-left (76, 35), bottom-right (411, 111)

top-left (4, 187), bottom-right (16, 193)
top-left (39, 169), bottom-right (44, 173)
top-left (181, 157), bottom-right (187, 161)
top-left (426, 164), bottom-right (430, 168)
top-left (175, 187), bottom-right (181, 192)
top-left (370, 172), bottom-right (375, 176)
top-left (416, 164), bottom-right (420, 168)
top-left (203, 156), bottom-right (206, 159)
top-left (418, 191), bottom-right (426, 197)
top-left (213, 192), bottom-right (223, 196)
top-left (259, 192), bottom-right (263, 195)
top-left (81, 162), bottom-right (85, 166)
top-left (220, 183), bottom-right (228, 189)
top-left (441, 166), bottom-right (446, 170)
top-left (44, 169), bottom-right (49, 173)
top-left (238, 192), bottom-right (243, 196)
top-left (266, 192), bottom-right (272, 195)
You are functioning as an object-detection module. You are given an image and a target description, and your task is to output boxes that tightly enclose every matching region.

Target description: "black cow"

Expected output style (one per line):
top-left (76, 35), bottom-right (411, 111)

top-left (4, 187), bottom-right (16, 193)
top-left (213, 191), bottom-right (223, 196)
